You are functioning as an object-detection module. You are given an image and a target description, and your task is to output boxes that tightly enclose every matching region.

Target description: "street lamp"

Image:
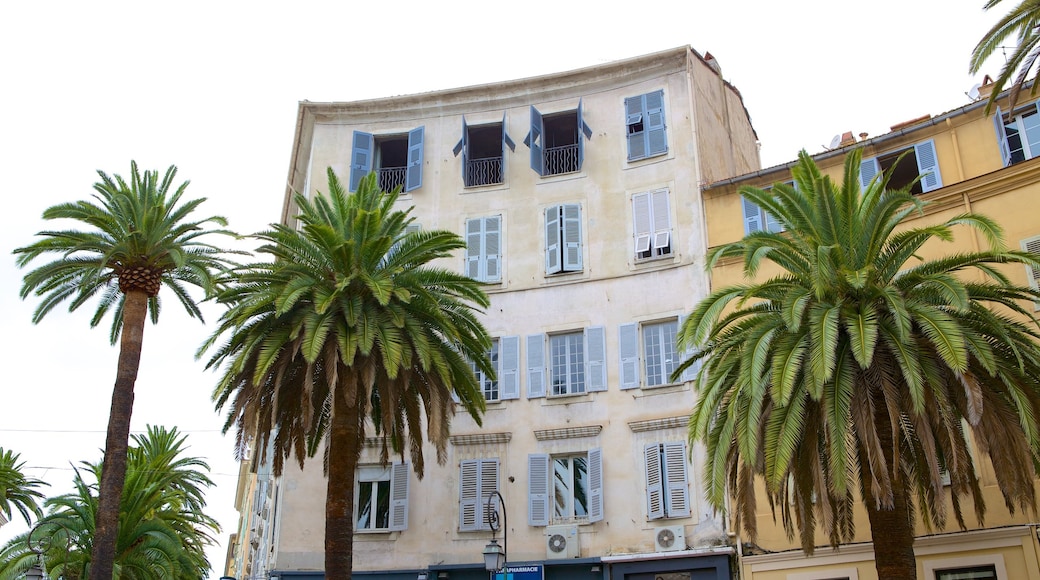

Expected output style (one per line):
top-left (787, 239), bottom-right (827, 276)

top-left (482, 491), bottom-right (507, 572)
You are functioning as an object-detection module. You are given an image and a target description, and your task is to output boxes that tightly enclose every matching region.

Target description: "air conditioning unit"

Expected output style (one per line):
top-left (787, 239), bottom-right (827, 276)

top-left (654, 525), bottom-right (686, 552)
top-left (545, 524), bottom-right (580, 559)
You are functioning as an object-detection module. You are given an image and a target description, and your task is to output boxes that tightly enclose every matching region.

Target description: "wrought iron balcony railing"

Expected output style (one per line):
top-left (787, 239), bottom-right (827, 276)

top-left (378, 166), bottom-right (407, 192)
top-left (465, 156), bottom-right (504, 187)
top-left (544, 144), bottom-right (579, 176)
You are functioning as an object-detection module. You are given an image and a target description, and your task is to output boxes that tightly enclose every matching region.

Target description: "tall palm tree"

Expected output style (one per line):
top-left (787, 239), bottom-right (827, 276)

top-left (0, 448), bottom-right (47, 527)
top-left (970, 0), bottom-right (1040, 112)
top-left (202, 170), bottom-right (492, 579)
top-left (13, 162), bottom-right (236, 580)
top-left (0, 426), bottom-right (219, 580)
top-left (677, 150), bottom-right (1040, 580)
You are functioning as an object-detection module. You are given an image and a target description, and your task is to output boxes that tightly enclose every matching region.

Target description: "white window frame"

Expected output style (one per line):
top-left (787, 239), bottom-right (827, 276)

top-left (545, 203), bottom-right (583, 274)
top-left (619, 317), bottom-right (698, 390)
top-left (642, 319), bottom-right (680, 387)
top-left (994, 103), bottom-right (1040, 166)
top-left (644, 442), bottom-right (691, 520)
top-left (549, 331), bottom-right (586, 396)
top-left (633, 189), bottom-right (672, 260)
top-left (472, 338), bottom-right (500, 401)
top-left (465, 215), bottom-right (502, 283)
top-left (355, 463), bottom-right (408, 532)
top-left (528, 449), bottom-right (604, 526)
top-left (923, 555), bottom-right (1006, 580)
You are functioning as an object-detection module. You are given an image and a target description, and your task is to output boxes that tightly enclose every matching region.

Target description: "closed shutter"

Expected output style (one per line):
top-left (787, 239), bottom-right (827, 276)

top-left (389, 462), bottom-right (409, 531)
top-left (545, 205), bottom-right (561, 274)
top-left (914, 140), bottom-right (942, 192)
top-left (585, 326), bottom-right (607, 392)
top-left (528, 106), bottom-right (544, 176)
top-left (633, 192), bottom-right (653, 255)
top-left (562, 203), bottom-right (582, 271)
top-left (662, 442), bottom-right (690, 517)
top-left (528, 454), bottom-right (551, 526)
top-left (742, 196), bottom-right (762, 235)
top-left (994, 107), bottom-right (1012, 167)
top-left (526, 334), bottom-right (546, 398)
top-left (349, 131), bottom-right (374, 192)
top-left (466, 218), bottom-right (482, 279)
top-left (626, 94), bottom-right (647, 161)
top-left (645, 90), bottom-right (667, 157)
top-left (651, 188), bottom-right (671, 252)
top-left (619, 322), bottom-right (640, 390)
top-left (459, 459), bottom-right (479, 531)
top-left (499, 336), bottom-right (520, 400)
top-left (479, 460), bottom-right (500, 530)
top-left (405, 126), bottom-right (424, 192)
top-left (587, 448), bottom-right (604, 522)
top-left (859, 157), bottom-right (880, 191)
top-left (484, 215), bottom-right (501, 282)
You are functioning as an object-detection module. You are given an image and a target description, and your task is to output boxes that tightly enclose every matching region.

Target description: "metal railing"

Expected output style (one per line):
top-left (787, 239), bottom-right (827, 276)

top-left (465, 156), bottom-right (503, 186)
top-left (378, 166), bottom-right (407, 192)
top-left (544, 144), bottom-right (579, 176)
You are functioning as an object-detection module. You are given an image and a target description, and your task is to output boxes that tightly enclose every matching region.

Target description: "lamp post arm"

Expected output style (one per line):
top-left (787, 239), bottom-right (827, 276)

top-left (485, 490), bottom-right (507, 569)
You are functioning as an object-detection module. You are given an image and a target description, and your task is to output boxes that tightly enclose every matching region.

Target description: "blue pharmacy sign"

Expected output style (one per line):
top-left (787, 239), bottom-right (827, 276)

top-left (494, 564), bottom-right (543, 580)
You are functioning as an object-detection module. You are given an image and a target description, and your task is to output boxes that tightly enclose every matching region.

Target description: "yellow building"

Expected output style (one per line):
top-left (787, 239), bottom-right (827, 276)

top-left (702, 83), bottom-right (1040, 580)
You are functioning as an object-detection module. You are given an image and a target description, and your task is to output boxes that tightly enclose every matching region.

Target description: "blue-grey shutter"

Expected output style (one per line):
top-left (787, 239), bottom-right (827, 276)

top-left (479, 459), bottom-right (500, 530)
top-left (389, 462), bottom-right (409, 531)
top-left (585, 326), bottom-right (607, 392)
top-left (484, 215), bottom-right (501, 282)
top-left (545, 205), bottom-right (561, 274)
top-left (587, 448), bottom-right (604, 522)
top-left (577, 98), bottom-right (592, 171)
top-left (526, 334), bottom-right (546, 398)
top-left (528, 454), bottom-right (550, 526)
top-left (644, 444), bottom-right (664, 520)
top-left (645, 90), bottom-right (667, 157)
top-left (679, 314), bottom-right (699, 383)
top-left (619, 323), bottom-right (640, 389)
top-left (466, 218), bottom-right (482, 280)
top-left (405, 126), bottom-right (424, 192)
top-left (349, 131), bottom-right (374, 192)
top-left (459, 459), bottom-right (479, 531)
top-left (562, 204), bottom-right (582, 271)
top-left (994, 106), bottom-right (1012, 167)
top-left (502, 112), bottom-right (515, 152)
top-left (499, 336), bottom-right (520, 400)
top-left (742, 196), bottom-right (762, 235)
top-left (859, 157), bottom-right (880, 191)
top-left (455, 117), bottom-right (468, 184)
top-left (625, 95), bottom-right (646, 161)
top-left (663, 442), bottom-right (691, 518)
top-left (528, 106), bottom-right (544, 175)
top-left (914, 140), bottom-right (942, 192)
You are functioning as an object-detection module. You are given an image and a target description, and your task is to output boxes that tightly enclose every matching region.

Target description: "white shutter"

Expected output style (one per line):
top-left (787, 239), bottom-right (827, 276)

top-left (633, 192), bottom-right (652, 255)
top-left (914, 140), bottom-right (942, 192)
top-left (499, 336), bottom-right (520, 400)
top-left (619, 323), bottom-right (640, 389)
top-left (484, 215), bottom-right (501, 282)
top-left (459, 460), bottom-right (479, 531)
top-left (742, 196), bottom-right (762, 234)
top-left (651, 188), bottom-right (671, 252)
top-left (645, 444), bottom-right (665, 520)
top-left (860, 157), bottom-right (880, 191)
top-left (663, 442), bottom-right (691, 517)
top-left (526, 334), bottom-right (546, 398)
top-left (585, 326), bottom-right (607, 392)
top-left (466, 218), bottom-right (482, 279)
top-left (389, 462), bottom-right (409, 531)
top-left (528, 454), bottom-right (550, 526)
top-left (562, 203), bottom-right (583, 271)
top-left (545, 205), bottom-right (561, 274)
top-left (679, 314), bottom-right (700, 383)
top-left (587, 448), bottom-right (604, 522)
top-left (994, 106), bottom-right (1012, 167)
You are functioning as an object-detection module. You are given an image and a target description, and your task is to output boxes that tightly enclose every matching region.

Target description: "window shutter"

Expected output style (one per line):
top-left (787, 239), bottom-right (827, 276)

top-left (484, 215), bottom-right (501, 282)
top-left (644, 444), bottom-right (664, 520)
top-left (859, 157), bottom-right (880, 191)
top-left (479, 459), bottom-right (500, 530)
top-left (528, 106), bottom-right (544, 176)
top-left (651, 188), bottom-right (671, 252)
top-left (626, 94), bottom-right (647, 161)
top-left (528, 454), bottom-right (551, 526)
top-left (764, 208), bottom-right (784, 233)
top-left (585, 326), bottom-right (607, 392)
top-left (577, 98), bottom-right (591, 171)
top-left (632, 192), bottom-right (653, 255)
top-left (663, 442), bottom-right (691, 517)
top-left (619, 323), bottom-right (640, 389)
top-left (499, 336), bottom-right (520, 400)
top-left (994, 107), bottom-right (1012, 167)
top-left (502, 112), bottom-right (516, 152)
top-left (914, 140), bottom-right (942, 192)
top-left (466, 218), bottom-right (483, 280)
top-left (645, 90), bottom-right (667, 157)
top-left (678, 314), bottom-right (700, 383)
top-left (1021, 237), bottom-right (1040, 294)
top-left (455, 117), bottom-right (468, 182)
top-left (562, 204), bottom-right (583, 271)
top-left (545, 205), bottom-right (561, 274)
top-left (742, 196), bottom-right (762, 234)
top-left (349, 131), bottom-right (374, 192)
top-left (405, 126), bottom-right (424, 192)
top-left (389, 462), bottom-right (409, 531)
top-left (587, 448), bottom-right (604, 522)
top-left (459, 459), bottom-right (479, 531)
top-left (526, 334), bottom-right (546, 398)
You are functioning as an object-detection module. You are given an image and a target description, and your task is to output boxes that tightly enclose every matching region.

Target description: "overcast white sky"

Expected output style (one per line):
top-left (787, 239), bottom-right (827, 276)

top-left (0, 1), bottom-right (1009, 577)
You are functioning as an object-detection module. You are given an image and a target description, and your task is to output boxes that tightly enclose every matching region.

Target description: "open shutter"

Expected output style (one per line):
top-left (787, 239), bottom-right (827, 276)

top-left (545, 205), bottom-right (561, 274)
top-left (459, 460), bottom-right (479, 531)
top-left (587, 448), bottom-right (604, 522)
top-left (678, 314), bottom-right (699, 382)
top-left (994, 106), bottom-right (1012, 167)
top-left (466, 218), bottom-right (482, 280)
top-left (485, 215), bottom-right (501, 282)
top-left (651, 188), bottom-right (671, 252)
top-left (914, 140), bottom-right (942, 192)
top-left (633, 192), bottom-right (652, 255)
top-left (526, 334), bottom-right (546, 398)
top-left (742, 196), bottom-right (762, 235)
top-left (1022, 237), bottom-right (1040, 295)
top-left (585, 326), bottom-right (607, 392)
top-left (619, 323), bottom-right (640, 389)
top-left (455, 117), bottom-right (469, 182)
top-left (626, 94), bottom-right (647, 161)
top-left (479, 459), bottom-right (500, 530)
top-left (528, 106), bottom-right (544, 175)
top-left (502, 112), bottom-right (515, 152)
top-left (405, 126), bottom-right (424, 192)
top-left (528, 454), bottom-right (551, 526)
top-left (499, 336), bottom-right (520, 400)
top-left (859, 157), bottom-right (880, 191)
top-left (577, 98), bottom-right (592, 171)
top-left (663, 442), bottom-right (691, 517)
top-left (349, 131), bottom-right (374, 192)
top-left (645, 90), bottom-right (667, 157)
top-left (644, 445), bottom-right (664, 520)
top-left (562, 204), bottom-right (582, 271)
top-left (389, 462), bottom-right (409, 531)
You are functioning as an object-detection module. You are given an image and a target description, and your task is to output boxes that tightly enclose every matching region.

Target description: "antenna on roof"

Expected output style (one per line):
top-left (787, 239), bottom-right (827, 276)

top-left (824, 134), bottom-right (842, 151)
top-left (966, 83), bottom-right (982, 101)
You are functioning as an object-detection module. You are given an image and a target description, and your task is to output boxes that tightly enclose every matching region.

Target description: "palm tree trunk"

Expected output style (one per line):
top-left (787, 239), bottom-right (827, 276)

top-left (89, 290), bottom-right (148, 580)
top-left (861, 404), bottom-right (917, 580)
top-left (326, 382), bottom-right (362, 579)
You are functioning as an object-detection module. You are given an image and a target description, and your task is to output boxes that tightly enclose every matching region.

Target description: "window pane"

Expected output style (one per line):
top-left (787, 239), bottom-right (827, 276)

top-left (550, 332), bottom-right (585, 395)
top-left (553, 458), bottom-right (571, 517)
top-left (357, 481), bottom-right (374, 529)
top-left (1023, 111), bottom-right (1040, 160)
top-left (1006, 121), bottom-right (1026, 164)
top-left (644, 321), bottom-right (678, 387)
top-left (375, 480), bottom-right (390, 529)
top-left (572, 455), bottom-right (588, 517)
top-left (935, 565), bottom-right (996, 580)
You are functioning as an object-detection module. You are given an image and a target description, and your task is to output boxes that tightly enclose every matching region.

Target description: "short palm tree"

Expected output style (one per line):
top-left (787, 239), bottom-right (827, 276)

top-left (13, 162), bottom-right (236, 580)
top-left (970, 0), bottom-right (1040, 112)
top-left (202, 170), bottom-right (492, 579)
top-left (0, 448), bottom-right (47, 527)
top-left (678, 150), bottom-right (1040, 580)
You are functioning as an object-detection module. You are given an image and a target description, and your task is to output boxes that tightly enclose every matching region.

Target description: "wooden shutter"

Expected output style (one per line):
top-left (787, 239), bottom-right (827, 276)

top-left (562, 203), bottom-right (582, 271)
top-left (663, 442), bottom-right (691, 517)
top-left (455, 117), bottom-right (468, 184)
top-left (633, 192), bottom-right (653, 255)
top-left (528, 106), bottom-right (544, 175)
top-left (545, 205), bottom-right (561, 274)
top-left (526, 334), bottom-right (546, 398)
top-left (742, 196), bottom-right (762, 235)
top-left (914, 140), bottom-right (942, 192)
top-left (619, 322), bottom-right (640, 390)
top-left (585, 326), bottom-right (607, 392)
top-left (859, 157), bottom-right (880, 191)
top-left (405, 126), bottom-right (424, 192)
top-left (502, 111), bottom-right (515, 152)
top-left (389, 462), bottom-right (409, 531)
top-left (349, 131), bottom-right (374, 192)
top-left (994, 107), bottom-right (1012, 167)
top-left (587, 448), bottom-right (604, 522)
top-left (626, 94), bottom-right (647, 161)
top-left (651, 189), bottom-right (671, 253)
top-left (466, 218), bottom-right (482, 279)
top-left (484, 215), bottom-right (501, 282)
top-left (459, 459), bottom-right (479, 531)
top-left (479, 459), bottom-right (500, 530)
top-left (577, 98), bottom-right (591, 171)
top-left (528, 454), bottom-right (551, 526)
top-left (644, 444), bottom-right (664, 520)
top-left (499, 336), bottom-right (520, 400)
top-left (645, 90), bottom-right (667, 157)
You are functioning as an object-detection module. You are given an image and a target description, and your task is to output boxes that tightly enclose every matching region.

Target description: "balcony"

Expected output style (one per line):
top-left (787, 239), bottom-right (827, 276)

top-left (465, 156), bottom-right (504, 187)
top-left (544, 144), bottom-right (579, 176)
top-left (378, 166), bottom-right (407, 192)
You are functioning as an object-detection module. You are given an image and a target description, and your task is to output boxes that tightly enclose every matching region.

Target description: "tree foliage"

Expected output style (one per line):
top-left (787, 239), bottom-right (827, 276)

top-left (0, 448), bottom-right (47, 527)
top-left (971, 0), bottom-right (1040, 113)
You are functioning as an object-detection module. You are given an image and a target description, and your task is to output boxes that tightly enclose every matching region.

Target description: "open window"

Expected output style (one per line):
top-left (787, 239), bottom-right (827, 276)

top-left (625, 90), bottom-right (667, 161)
top-left (526, 101), bottom-right (593, 176)
top-left (349, 127), bottom-right (425, 193)
top-left (994, 103), bottom-right (1040, 166)
top-left (859, 140), bottom-right (941, 195)
top-left (454, 115), bottom-right (515, 187)
top-left (633, 189), bottom-right (672, 260)
top-left (469, 336), bottom-right (520, 402)
top-left (528, 449), bottom-right (603, 525)
top-left (355, 462), bottom-right (408, 532)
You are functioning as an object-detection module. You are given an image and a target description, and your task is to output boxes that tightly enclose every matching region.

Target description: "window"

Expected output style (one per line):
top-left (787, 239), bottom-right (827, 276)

top-left (355, 463), bottom-right (409, 532)
top-left (633, 189), bottom-right (672, 259)
top-left (625, 90), bottom-right (667, 161)
top-left (349, 126), bottom-right (425, 193)
top-left (994, 103), bottom-right (1040, 166)
top-left (470, 337), bottom-right (520, 402)
top-left (934, 565), bottom-right (997, 580)
top-left (526, 328), bottom-right (606, 398)
top-left (859, 140), bottom-right (941, 195)
top-left (528, 449), bottom-right (603, 525)
top-left (458, 459), bottom-right (499, 531)
top-left (526, 102), bottom-right (593, 176)
top-left (454, 116), bottom-right (515, 186)
top-left (741, 182), bottom-right (791, 235)
top-left (545, 203), bottom-right (582, 274)
top-left (1021, 236), bottom-right (1040, 310)
top-left (619, 318), bottom-right (697, 389)
top-left (644, 442), bottom-right (690, 520)
top-left (466, 216), bottom-right (502, 283)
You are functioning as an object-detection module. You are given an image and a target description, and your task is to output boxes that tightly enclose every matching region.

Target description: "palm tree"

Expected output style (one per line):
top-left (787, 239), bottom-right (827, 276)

top-left (677, 150), bottom-right (1040, 580)
top-left (202, 170), bottom-right (492, 579)
top-left (0, 448), bottom-right (47, 527)
top-left (13, 162), bottom-right (236, 580)
top-left (0, 426), bottom-right (219, 580)
top-left (970, 0), bottom-right (1040, 112)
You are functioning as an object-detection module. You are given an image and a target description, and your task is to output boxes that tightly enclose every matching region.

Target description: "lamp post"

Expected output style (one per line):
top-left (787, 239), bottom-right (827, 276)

top-left (482, 491), bottom-right (507, 573)
top-left (26, 522), bottom-right (72, 580)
